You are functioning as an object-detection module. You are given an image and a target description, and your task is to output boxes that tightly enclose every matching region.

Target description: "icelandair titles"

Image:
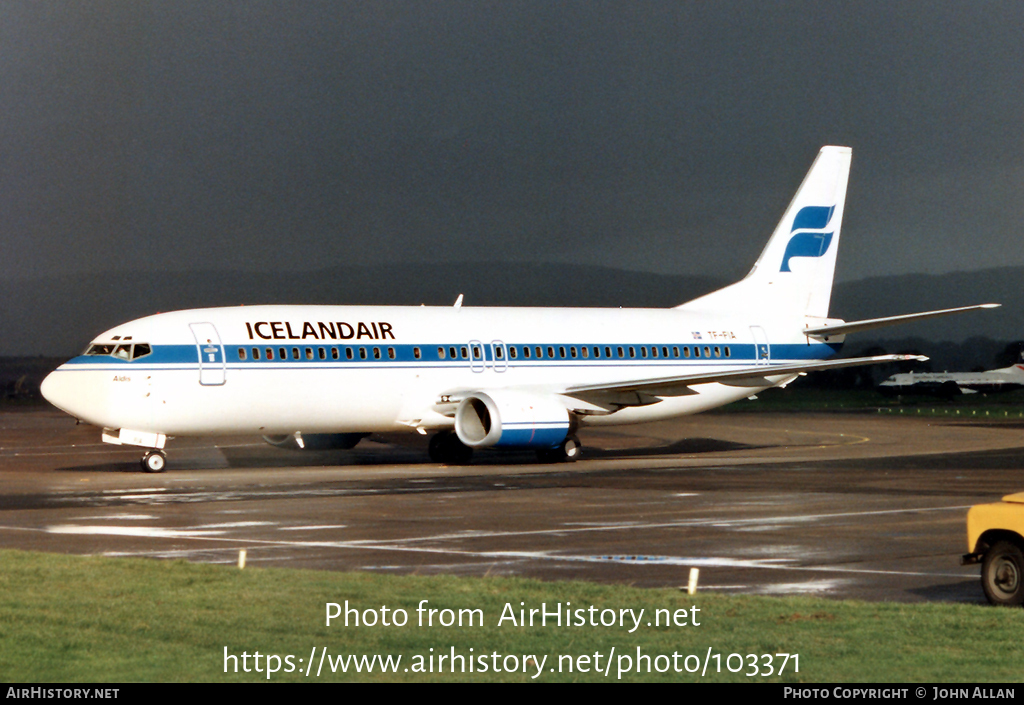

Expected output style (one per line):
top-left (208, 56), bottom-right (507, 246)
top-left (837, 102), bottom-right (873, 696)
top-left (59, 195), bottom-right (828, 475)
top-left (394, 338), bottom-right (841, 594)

top-left (245, 321), bottom-right (395, 341)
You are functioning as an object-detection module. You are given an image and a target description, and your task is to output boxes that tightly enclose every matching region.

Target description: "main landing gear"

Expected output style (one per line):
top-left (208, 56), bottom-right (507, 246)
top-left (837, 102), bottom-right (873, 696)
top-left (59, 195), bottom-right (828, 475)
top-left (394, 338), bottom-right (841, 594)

top-left (427, 432), bottom-right (583, 464)
top-left (141, 450), bottom-right (168, 473)
top-left (536, 435), bottom-right (582, 464)
top-left (428, 431), bottom-right (474, 465)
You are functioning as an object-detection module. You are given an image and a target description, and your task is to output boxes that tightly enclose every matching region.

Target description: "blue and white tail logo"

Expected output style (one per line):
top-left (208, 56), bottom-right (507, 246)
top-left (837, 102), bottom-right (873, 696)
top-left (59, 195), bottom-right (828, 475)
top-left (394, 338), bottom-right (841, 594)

top-left (780, 205), bottom-right (835, 272)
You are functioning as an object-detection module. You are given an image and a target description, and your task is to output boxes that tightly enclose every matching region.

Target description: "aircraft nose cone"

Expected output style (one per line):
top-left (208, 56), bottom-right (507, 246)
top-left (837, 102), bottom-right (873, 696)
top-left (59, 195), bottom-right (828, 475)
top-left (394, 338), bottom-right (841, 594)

top-left (41, 369), bottom-right (76, 417)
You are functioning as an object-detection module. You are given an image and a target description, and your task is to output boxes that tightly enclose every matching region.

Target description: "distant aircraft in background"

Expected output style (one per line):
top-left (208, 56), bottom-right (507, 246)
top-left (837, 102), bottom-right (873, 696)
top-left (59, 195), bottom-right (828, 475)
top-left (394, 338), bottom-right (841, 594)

top-left (41, 146), bottom-right (999, 472)
top-left (879, 352), bottom-right (1024, 397)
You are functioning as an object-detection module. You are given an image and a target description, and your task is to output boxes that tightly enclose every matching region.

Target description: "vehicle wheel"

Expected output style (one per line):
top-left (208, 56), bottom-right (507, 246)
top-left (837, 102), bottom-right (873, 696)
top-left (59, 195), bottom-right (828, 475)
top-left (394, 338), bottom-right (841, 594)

top-left (428, 432), bottom-right (473, 465)
top-left (562, 435), bottom-right (582, 462)
top-left (981, 540), bottom-right (1024, 606)
top-left (449, 439), bottom-right (473, 465)
top-left (536, 435), bottom-right (582, 463)
top-left (141, 450), bottom-right (167, 473)
top-left (428, 433), bottom-right (447, 463)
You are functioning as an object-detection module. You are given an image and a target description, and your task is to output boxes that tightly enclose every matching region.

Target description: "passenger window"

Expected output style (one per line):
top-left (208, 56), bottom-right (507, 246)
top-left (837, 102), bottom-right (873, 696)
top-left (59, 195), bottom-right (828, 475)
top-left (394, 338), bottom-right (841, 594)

top-left (438, 347), bottom-right (446, 360)
top-left (569, 347), bottom-right (576, 358)
top-left (373, 347), bottom-right (381, 359)
top-left (306, 347), bottom-right (313, 360)
top-left (449, 346), bottom-right (457, 359)
top-left (640, 347), bottom-right (647, 358)
top-left (725, 347), bottom-right (731, 358)
top-left (414, 347), bottom-right (421, 360)
top-left (523, 347), bottom-right (531, 359)
top-left (461, 347), bottom-right (468, 359)
top-left (496, 346), bottom-right (504, 360)
top-left (388, 347), bottom-right (395, 359)
top-left (535, 346), bottom-right (542, 358)
top-left (683, 347), bottom-right (690, 358)
top-left (332, 347), bottom-right (339, 360)
top-left (508, 347), bottom-right (517, 359)
top-left (617, 346), bottom-right (624, 358)
top-left (252, 348), bottom-right (260, 361)
top-left (592, 347), bottom-right (599, 358)
top-left (472, 346), bottom-right (481, 359)
top-left (694, 347), bottom-right (701, 358)
top-left (672, 346), bottom-right (679, 357)
top-left (714, 346), bottom-right (721, 358)
top-left (547, 346), bottom-right (554, 358)
top-left (238, 348), bottom-right (247, 361)
top-left (629, 346), bottom-right (635, 358)
top-left (704, 347), bottom-right (711, 358)
top-left (662, 346), bottom-right (669, 358)
top-left (346, 348), bottom-right (354, 360)
top-left (581, 347), bottom-right (588, 358)
top-left (359, 347), bottom-right (367, 359)
top-left (318, 347), bottom-right (326, 360)
top-left (266, 348), bottom-right (274, 360)
top-left (279, 347), bottom-right (286, 360)
top-left (604, 347), bottom-right (611, 358)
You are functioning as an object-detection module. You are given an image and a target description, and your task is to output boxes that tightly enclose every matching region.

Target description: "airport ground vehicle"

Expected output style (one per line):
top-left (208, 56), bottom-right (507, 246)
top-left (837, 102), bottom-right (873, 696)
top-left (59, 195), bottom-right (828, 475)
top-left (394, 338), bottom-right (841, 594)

top-left (963, 494), bottom-right (1024, 606)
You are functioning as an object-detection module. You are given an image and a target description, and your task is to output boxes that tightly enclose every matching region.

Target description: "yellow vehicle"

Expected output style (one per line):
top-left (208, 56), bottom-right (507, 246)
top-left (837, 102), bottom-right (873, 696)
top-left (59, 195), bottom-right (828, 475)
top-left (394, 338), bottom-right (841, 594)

top-left (963, 493), bottom-right (1024, 606)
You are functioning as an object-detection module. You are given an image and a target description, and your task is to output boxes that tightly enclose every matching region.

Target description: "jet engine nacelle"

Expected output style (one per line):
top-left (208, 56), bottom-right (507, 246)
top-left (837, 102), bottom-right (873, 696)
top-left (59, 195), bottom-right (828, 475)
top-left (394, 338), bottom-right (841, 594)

top-left (454, 390), bottom-right (570, 449)
top-left (262, 432), bottom-right (367, 450)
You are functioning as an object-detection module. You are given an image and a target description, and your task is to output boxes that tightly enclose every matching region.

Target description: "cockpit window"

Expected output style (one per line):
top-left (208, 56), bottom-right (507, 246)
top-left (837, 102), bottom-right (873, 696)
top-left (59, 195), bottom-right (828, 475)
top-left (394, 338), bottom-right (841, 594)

top-left (84, 343), bottom-right (152, 360)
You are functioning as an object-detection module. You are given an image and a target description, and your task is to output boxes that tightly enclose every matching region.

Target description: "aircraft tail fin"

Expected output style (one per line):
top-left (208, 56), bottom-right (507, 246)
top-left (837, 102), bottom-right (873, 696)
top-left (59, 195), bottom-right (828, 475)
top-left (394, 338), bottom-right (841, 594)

top-left (677, 146), bottom-right (852, 319)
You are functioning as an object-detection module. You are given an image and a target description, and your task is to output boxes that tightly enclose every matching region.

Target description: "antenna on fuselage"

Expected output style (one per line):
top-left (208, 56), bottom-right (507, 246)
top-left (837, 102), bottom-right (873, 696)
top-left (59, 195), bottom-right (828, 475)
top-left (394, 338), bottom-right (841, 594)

top-left (454, 294), bottom-right (464, 309)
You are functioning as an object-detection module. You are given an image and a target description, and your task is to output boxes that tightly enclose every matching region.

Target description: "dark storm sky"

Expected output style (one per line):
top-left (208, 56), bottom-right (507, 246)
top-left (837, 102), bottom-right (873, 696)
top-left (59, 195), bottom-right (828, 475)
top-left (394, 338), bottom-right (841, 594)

top-left (1, 1), bottom-right (1022, 284)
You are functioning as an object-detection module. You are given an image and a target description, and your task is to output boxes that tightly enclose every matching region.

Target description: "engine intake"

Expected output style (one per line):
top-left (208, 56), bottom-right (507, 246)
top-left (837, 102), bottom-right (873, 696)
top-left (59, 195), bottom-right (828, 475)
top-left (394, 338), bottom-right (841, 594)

top-left (455, 391), bottom-right (569, 448)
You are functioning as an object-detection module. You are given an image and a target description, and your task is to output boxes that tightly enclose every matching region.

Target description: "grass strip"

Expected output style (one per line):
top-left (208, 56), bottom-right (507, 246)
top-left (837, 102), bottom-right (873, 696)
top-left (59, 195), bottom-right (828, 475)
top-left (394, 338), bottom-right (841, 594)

top-left (1, 549), bottom-right (1022, 682)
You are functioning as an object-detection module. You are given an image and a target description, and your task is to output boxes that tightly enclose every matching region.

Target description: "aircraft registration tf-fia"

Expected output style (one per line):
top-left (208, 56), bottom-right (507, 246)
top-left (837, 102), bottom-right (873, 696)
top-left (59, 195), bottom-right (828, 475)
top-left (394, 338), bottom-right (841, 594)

top-left (41, 147), bottom-right (998, 472)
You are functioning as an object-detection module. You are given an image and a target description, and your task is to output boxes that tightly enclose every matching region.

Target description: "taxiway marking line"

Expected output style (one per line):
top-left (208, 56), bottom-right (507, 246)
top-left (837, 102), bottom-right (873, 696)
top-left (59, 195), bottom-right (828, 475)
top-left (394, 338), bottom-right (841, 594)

top-left (83, 540), bottom-right (970, 579)
top-left (334, 504), bottom-right (976, 545)
top-left (0, 501), bottom-right (977, 580)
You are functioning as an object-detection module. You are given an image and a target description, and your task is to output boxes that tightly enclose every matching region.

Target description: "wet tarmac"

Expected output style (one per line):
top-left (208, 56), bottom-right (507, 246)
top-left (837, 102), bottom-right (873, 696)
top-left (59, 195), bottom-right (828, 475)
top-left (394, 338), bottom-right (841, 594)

top-left (3, 407), bottom-right (1024, 603)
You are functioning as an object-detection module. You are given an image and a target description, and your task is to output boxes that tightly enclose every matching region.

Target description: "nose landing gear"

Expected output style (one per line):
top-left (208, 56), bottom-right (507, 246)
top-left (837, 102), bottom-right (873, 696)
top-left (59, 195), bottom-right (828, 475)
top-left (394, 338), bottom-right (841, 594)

top-left (141, 450), bottom-right (167, 473)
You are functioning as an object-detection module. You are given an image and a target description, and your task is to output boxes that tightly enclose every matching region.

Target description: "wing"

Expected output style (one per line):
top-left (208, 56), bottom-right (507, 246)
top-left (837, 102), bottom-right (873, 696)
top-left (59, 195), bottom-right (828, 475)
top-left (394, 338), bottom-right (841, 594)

top-left (432, 353), bottom-right (926, 416)
top-left (561, 353), bottom-right (926, 410)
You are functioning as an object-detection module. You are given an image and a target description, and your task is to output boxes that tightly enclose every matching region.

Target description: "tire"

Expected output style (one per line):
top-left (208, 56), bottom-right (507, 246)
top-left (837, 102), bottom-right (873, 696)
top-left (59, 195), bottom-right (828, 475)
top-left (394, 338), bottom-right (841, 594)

top-left (536, 435), bottom-right (582, 463)
top-left (428, 432), bottom-right (473, 465)
top-left (428, 433), bottom-right (447, 463)
top-left (981, 540), bottom-right (1024, 606)
top-left (141, 450), bottom-right (167, 473)
top-left (562, 435), bottom-right (582, 462)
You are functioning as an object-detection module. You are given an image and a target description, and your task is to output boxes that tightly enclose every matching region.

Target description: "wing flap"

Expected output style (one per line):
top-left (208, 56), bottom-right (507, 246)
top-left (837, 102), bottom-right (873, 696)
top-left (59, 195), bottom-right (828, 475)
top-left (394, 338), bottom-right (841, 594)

top-left (563, 354), bottom-right (926, 405)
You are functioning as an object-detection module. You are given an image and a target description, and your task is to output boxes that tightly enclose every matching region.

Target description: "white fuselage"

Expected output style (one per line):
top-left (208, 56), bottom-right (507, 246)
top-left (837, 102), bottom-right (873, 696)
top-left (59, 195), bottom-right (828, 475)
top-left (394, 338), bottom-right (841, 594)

top-left (41, 304), bottom-right (840, 438)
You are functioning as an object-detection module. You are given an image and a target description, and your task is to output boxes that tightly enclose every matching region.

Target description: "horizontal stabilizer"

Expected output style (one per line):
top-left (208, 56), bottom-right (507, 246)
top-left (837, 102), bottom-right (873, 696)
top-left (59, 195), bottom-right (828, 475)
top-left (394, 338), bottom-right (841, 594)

top-left (803, 304), bottom-right (1000, 338)
top-left (564, 354), bottom-right (927, 404)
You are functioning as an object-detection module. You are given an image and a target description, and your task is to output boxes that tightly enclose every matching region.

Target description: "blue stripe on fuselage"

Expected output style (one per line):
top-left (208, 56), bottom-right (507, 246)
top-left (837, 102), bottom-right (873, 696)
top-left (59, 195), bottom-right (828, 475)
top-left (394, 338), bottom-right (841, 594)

top-left (61, 341), bottom-right (843, 368)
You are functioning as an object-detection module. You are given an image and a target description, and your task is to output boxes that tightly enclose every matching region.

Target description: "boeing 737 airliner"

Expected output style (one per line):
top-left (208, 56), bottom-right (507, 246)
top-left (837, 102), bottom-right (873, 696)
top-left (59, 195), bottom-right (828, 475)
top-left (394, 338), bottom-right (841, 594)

top-left (41, 147), bottom-right (998, 471)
